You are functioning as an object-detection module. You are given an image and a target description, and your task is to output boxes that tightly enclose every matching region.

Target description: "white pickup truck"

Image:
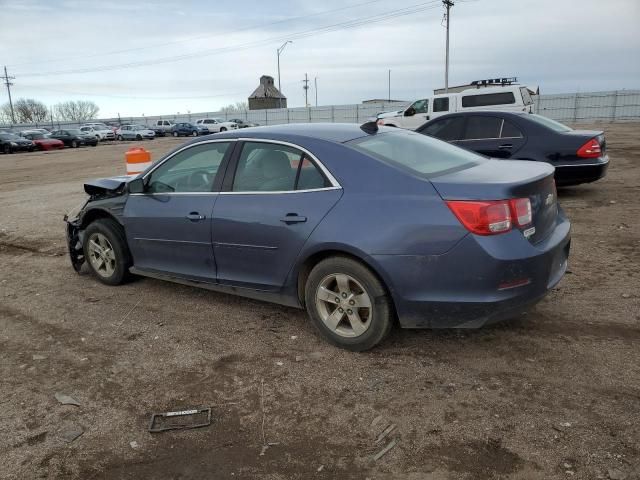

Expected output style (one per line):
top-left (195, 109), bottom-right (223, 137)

top-left (153, 120), bottom-right (175, 137)
top-left (377, 85), bottom-right (535, 130)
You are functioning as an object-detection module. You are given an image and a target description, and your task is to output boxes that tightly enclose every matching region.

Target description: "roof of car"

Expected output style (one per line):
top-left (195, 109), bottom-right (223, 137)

top-left (206, 122), bottom-right (374, 143)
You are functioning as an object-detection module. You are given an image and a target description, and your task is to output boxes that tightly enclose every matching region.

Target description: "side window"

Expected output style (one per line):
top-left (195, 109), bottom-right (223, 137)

top-left (296, 157), bottom-right (328, 190)
top-left (463, 116), bottom-right (502, 140)
top-left (411, 99), bottom-right (429, 114)
top-left (147, 142), bottom-right (231, 193)
top-left (461, 92), bottom-right (516, 108)
top-left (420, 117), bottom-right (465, 141)
top-left (501, 120), bottom-right (523, 138)
top-left (433, 97), bottom-right (450, 113)
top-left (232, 142), bottom-right (301, 192)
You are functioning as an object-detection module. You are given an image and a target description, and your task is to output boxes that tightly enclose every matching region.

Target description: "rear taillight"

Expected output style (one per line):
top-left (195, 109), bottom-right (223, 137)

top-left (446, 198), bottom-right (532, 236)
top-left (577, 138), bottom-right (601, 158)
top-left (511, 198), bottom-right (532, 226)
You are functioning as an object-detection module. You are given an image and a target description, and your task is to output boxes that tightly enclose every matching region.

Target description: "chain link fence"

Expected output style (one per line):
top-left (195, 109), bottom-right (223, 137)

top-left (3, 90), bottom-right (639, 130)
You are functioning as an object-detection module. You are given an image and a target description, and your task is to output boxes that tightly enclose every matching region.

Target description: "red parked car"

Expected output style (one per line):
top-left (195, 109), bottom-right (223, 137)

top-left (22, 132), bottom-right (64, 151)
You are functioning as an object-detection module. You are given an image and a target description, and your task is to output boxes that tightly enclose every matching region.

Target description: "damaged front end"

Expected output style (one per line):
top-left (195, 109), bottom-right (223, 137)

top-left (65, 213), bottom-right (85, 272)
top-left (63, 175), bottom-right (132, 272)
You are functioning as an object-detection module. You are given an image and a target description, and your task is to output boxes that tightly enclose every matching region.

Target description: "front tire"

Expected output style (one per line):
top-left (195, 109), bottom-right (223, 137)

top-left (136, 134), bottom-right (142, 140)
top-left (117, 135), bottom-right (123, 141)
top-left (172, 131), bottom-right (179, 137)
top-left (71, 140), bottom-right (78, 148)
top-left (82, 218), bottom-right (131, 286)
top-left (3, 144), bottom-right (12, 154)
top-left (220, 127), bottom-right (227, 132)
top-left (304, 256), bottom-right (393, 351)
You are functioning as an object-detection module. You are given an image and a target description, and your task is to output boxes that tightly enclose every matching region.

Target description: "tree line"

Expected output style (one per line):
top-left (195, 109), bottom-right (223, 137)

top-left (0, 98), bottom-right (100, 125)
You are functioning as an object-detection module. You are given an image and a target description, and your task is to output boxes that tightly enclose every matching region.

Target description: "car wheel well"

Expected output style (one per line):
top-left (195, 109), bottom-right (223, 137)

top-left (296, 250), bottom-right (393, 309)
top-left (81, 209), bottom-right (121, 230)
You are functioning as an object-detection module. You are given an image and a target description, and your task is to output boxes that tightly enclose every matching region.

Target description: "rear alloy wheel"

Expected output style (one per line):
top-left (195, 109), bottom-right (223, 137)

top-left (173, 131), bottom-right (179, 137)
top-left (305, 256), bottom-right (392, 351)
top-left (83, 218), bottom-right (131, 285)
top-left (71, 140), bottom-right (78, 148)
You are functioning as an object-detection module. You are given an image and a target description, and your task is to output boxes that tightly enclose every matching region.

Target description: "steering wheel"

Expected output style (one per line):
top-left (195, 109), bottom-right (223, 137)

top-left (186, 170), bottom-right (212, 190)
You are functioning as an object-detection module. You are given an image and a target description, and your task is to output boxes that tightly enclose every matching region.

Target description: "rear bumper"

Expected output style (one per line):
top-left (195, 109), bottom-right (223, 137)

top-left (372, 211), bottom-right (571, 328)
top-left (554, 156), bottom-right (609, 186)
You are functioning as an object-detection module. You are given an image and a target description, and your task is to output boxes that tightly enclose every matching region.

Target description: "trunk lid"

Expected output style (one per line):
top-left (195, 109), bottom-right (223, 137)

top-left (430, 159), bottom-right (558, 244)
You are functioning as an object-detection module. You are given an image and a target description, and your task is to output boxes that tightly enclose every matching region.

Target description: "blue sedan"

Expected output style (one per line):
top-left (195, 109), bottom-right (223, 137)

top-left (65, 123), bottom-right (570, 351)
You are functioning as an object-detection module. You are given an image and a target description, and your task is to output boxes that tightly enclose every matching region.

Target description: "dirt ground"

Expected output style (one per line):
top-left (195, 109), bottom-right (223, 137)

top-left (0, 124), bottom-right (639, 480)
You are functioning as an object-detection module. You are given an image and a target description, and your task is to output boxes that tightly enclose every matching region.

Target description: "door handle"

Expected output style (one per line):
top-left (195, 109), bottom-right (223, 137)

top-left (280, 214), bottom-right (307, 224)
top-left (185, 212), bottom-right (205, 222)
top-left (498, 144), bottom-right (513, 150)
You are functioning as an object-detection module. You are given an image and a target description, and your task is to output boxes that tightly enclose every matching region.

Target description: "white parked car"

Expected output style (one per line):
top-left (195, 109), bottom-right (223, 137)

top-left (116, 124), bottom-right (156, 141)
top-left (377, 85), bottom-right (535, 130)
top-left (80, 125), bottom-right (115, 141)
top-left (195, 118), bottom-right (238, 133)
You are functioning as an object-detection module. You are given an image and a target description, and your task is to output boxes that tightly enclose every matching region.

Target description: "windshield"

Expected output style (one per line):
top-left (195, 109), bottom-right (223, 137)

top-left (29, 133), bottom-right (46, 139)
top-left (67, 129), bottom-right (82, 135)
top-left (348, 130), bottom-right (484, 177)
top-left (0, 133), bottom-right (19, 140)
top-left (527, 114), bottom-right (572, 132)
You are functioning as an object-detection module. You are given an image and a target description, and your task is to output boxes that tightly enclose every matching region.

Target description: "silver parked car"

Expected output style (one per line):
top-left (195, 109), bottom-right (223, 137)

top-left (116, 125), bottom-right (156, 141)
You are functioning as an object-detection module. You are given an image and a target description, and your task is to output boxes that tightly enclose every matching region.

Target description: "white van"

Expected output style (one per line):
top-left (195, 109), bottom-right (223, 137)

top-left (377, 85), bottom-right (535, 130)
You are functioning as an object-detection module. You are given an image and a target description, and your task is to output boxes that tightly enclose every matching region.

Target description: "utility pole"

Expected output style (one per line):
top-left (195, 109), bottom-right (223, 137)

top-left (303, 73), bottom-right (309, 107)
top-left (443, 0), bottom-right (454, 93)
top-left (2, 66), bottom-right (16, 124)
top-left (388, 69), bottom-right (391, 101)
top-left (314, 77), bottom-right (318, 107)
top-left (277, 41), bottom-right (292, 109)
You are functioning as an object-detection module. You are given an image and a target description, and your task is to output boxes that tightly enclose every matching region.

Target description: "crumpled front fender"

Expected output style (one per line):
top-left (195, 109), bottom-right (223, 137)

top-left (65, 218), bottom-right (84, 273)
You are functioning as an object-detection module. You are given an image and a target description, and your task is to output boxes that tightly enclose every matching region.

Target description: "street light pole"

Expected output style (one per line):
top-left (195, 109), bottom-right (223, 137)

top-left (277, 41), bottom-right (292, 109)
top-left (314, 77), bottom-right (318, 107)
top-left (443, 0), bottom-right (454, 93)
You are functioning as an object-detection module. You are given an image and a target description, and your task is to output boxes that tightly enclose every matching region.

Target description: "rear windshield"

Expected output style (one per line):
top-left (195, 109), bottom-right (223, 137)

top-left (527, 114), bottom-right (572, 132)
top-left (348, 130), bottom-right (483, 177)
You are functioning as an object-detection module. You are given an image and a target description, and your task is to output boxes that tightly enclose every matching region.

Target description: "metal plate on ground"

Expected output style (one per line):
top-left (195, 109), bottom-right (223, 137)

top-left (148, 407), bottom-right (212, 433)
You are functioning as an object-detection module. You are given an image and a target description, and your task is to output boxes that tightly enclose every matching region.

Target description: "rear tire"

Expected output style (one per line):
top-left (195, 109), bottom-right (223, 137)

top-left (220, 127), bottom-right (227, 132)
top-left (304, 256), bottom-right (392, 351)
top-left (136, 134), bottom-right (142, 140)
top-left (173, 131), bottom-right (178, 137)
top-left (82, 218), bottom-right (132, 286)
top-left (3, 144), bottom-right (12, 154)
top-left (117, 135), bottom-right (123, 141)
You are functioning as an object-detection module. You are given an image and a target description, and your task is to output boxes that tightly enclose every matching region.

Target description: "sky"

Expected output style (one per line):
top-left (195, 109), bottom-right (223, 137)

top-left (0, 0), bottom-right (638, 118)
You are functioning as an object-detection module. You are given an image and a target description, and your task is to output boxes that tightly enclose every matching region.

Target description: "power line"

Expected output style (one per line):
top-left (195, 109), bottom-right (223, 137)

top-left (14, 84), bottom-right (249, 101)
top-left (15, 1), bottom-right (442, 78)
top-left (7, 0), bottom-right (388, 68)
top-left (1, 66), bottom-right (16, 124)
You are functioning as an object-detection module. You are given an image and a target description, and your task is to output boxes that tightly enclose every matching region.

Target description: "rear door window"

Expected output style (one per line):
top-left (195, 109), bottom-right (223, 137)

top-left (463, 116), bottom-right (502, 140)
top-left (461, 92), bottom-right (516, 108)
top-left (433, 97), bottom-right (450, 112)
top-left (500, 120), bottom-right (523, 138)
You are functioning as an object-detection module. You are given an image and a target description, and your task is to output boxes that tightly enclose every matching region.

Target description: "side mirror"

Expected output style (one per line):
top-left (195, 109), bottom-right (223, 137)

top-left (128, 177), bottom-right (145, 194)
top-left (404, 107), bottom-right (415, 117)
